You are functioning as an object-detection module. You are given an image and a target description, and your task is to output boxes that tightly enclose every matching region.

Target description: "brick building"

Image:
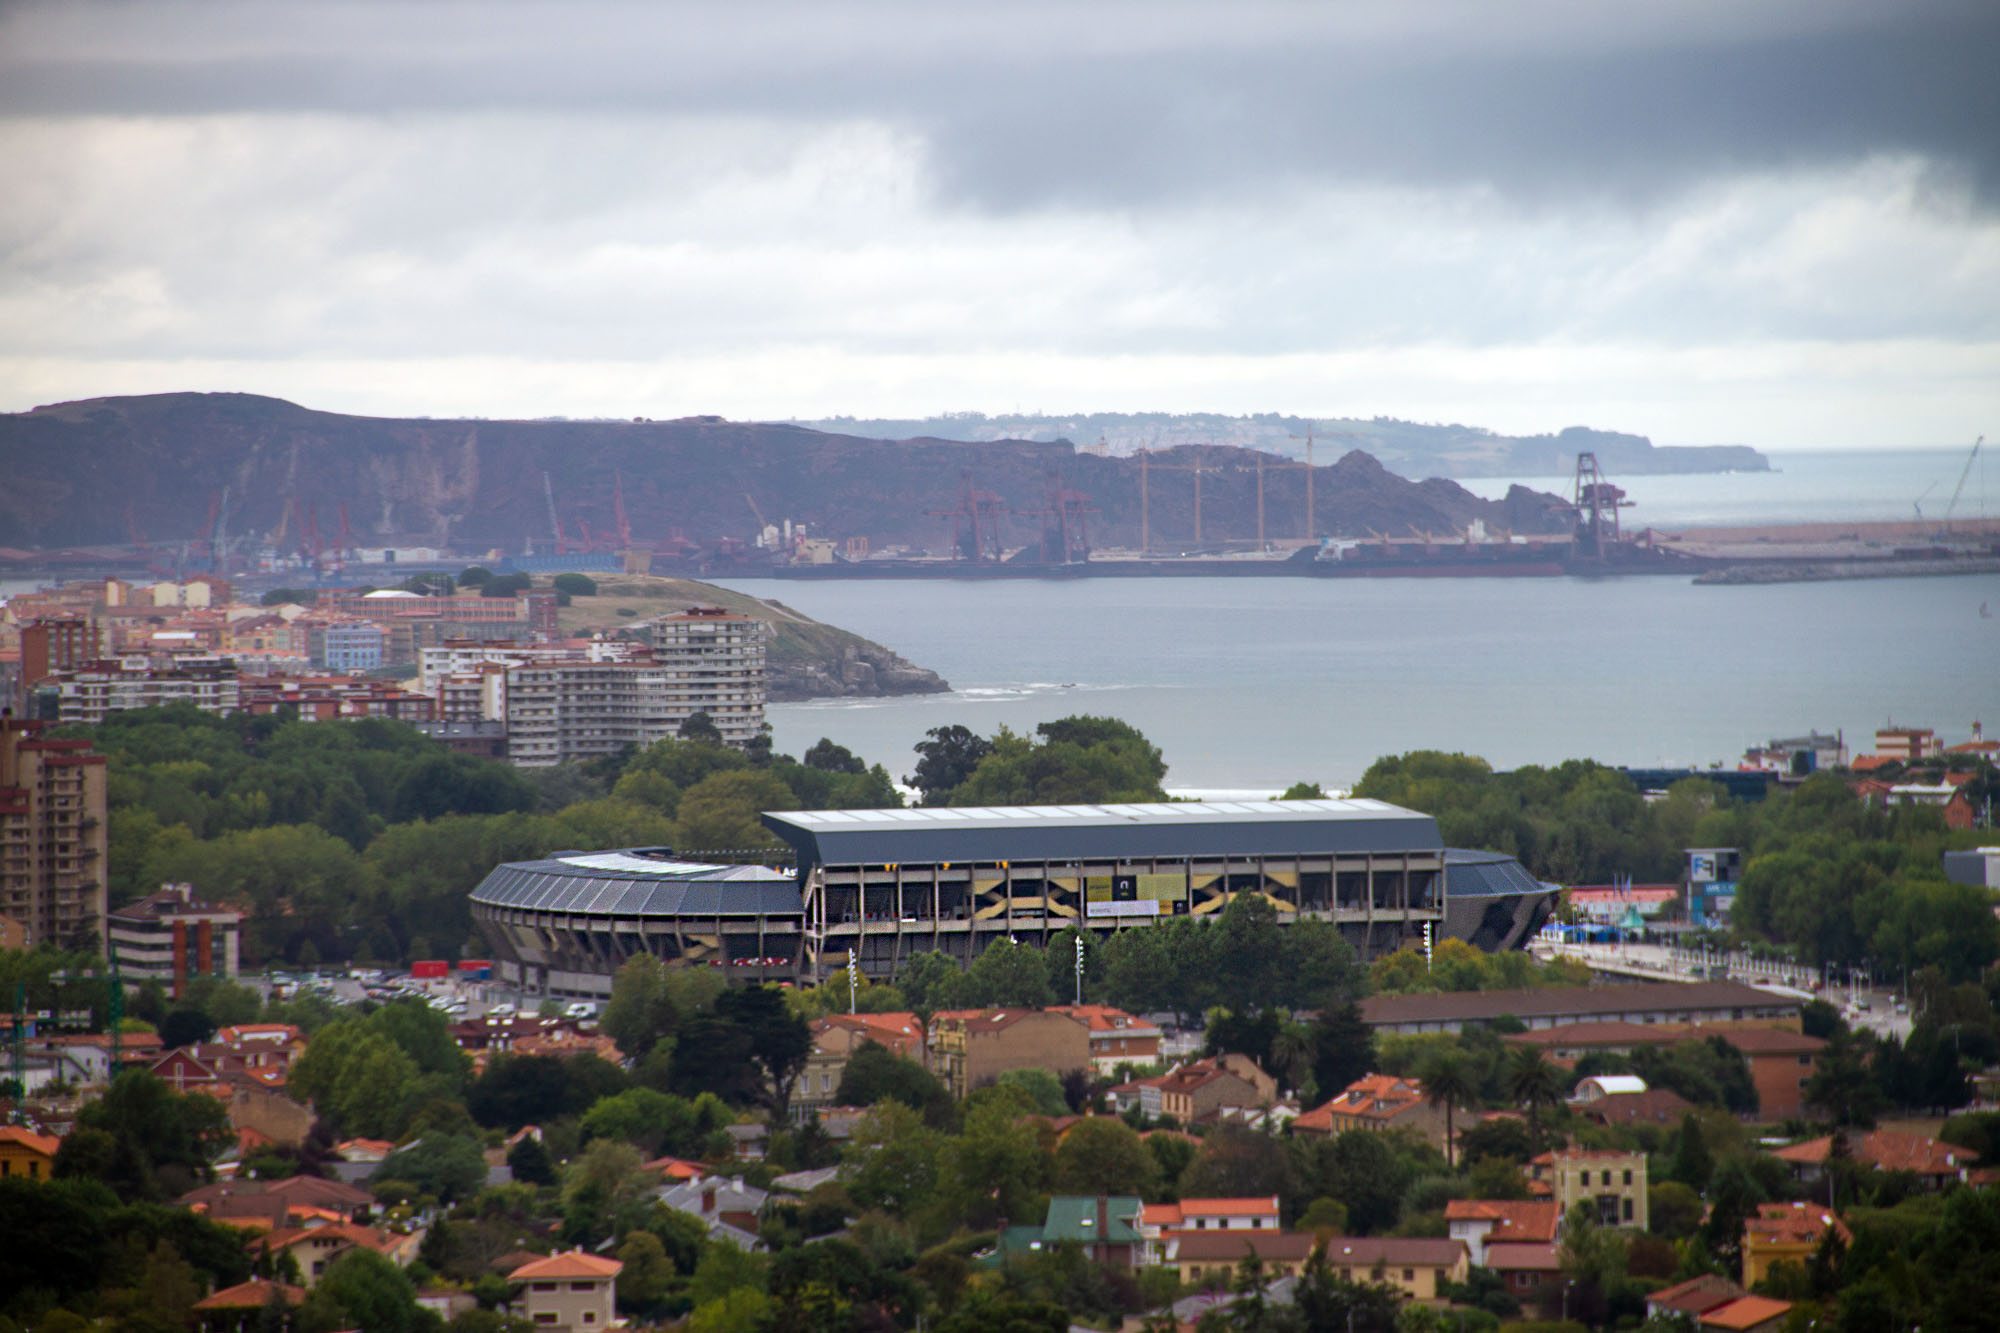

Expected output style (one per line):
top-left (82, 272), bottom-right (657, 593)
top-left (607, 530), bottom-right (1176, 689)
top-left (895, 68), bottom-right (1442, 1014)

top-left (926, 1008), bottom-right (1089, 1099)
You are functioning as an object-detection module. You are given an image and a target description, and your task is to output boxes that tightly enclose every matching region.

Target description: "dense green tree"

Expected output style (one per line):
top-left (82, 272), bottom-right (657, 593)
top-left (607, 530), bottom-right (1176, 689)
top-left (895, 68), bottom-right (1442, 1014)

top-left (376, 1135), bottom-right (487, 1205)
top-left (834, 1042), bottom-right (952, 1122)
top-left (962, 938), bottom-right (1056, 1008)
top-left (300, 1248), bottom-right (429, 1333)
top-left (1051, 1117), bottom-right (1159, 1197)
top-left (674, 769), bottom-right (796, 850)
top-left (602, 954), bottom-right (678, 1060)
top-left (908, 725), bottom-right (994, 805)
top-left (58, 1071), bottom-right (233, 1201)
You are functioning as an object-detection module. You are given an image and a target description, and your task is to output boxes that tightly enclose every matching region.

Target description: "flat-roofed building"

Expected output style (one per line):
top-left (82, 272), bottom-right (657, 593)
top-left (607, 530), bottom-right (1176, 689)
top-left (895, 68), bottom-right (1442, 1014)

top-left (108, 882), bottom-right (242, 998)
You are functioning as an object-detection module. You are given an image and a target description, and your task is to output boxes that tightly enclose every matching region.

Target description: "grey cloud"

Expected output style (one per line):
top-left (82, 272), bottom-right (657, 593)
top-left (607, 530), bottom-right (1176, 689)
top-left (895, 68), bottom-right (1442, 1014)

top-left (3, 1), bottom-right (1997, 211)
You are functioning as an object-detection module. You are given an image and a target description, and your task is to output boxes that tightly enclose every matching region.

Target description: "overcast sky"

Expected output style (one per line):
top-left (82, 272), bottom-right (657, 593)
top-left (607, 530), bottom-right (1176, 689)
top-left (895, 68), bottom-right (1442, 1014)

top-left (3, 0), bottom-right (1996, 447)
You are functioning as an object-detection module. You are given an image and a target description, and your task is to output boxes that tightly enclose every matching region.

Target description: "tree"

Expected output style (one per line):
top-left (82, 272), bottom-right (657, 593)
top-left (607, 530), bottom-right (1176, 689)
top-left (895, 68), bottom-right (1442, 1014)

top-left (909, 725), bottom-right (994, 805)
top-left (301, 1248), bottom-right (426, 1333)
top-left (376, 1135), bottom-right (487, 1204)
top-left (674, 769), bottom-right (795, 850)
top-left (716, 984), bottom-right (812, 1123)
top-left (1310, 1002), bottom-right (1376, 1098)
top-left (963, 938), bottom-right (1055, 1008)
top-left (802, 738), bottom-right (867, 774)
top-left (60, 1071), bottom-right (232, 1200)
top-left (678, 711), bottom-right (723, 744)
top-left (602, 955), bottom-right (677, 1060)
top-left (1052, 1117), bottom-right (1160, 1197)
top-left (551, 573), bottom-right (598, 598)
top-left (834, 1042), bottom-right (951, 1122)
top-left (1650, 1181), bottom-right (1705, 1240)
top-left (506, 1134), bottom-right (556, 1187)
top-left (1506, 1047), bottom-right (1564, 1151)
top-left (996, 1067), bottom-right (1070, 1116)
top-left (1419, 1051), bottom-right (1477, 1169)
top-left (614, 1231), bottom-right (674, 1313)
top-left (1179, 1124), bottom-right (1295, 1204)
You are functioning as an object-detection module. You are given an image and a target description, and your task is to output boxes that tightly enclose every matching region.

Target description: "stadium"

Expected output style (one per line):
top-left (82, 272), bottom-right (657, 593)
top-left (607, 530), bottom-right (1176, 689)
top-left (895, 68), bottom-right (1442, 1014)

top-left (467, 798), bottom-right (1560, 997)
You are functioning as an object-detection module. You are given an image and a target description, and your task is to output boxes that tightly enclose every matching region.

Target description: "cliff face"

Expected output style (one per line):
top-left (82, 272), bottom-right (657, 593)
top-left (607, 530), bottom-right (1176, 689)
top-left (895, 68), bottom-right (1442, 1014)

top-left (0, 392), bottom-right (1569, 551)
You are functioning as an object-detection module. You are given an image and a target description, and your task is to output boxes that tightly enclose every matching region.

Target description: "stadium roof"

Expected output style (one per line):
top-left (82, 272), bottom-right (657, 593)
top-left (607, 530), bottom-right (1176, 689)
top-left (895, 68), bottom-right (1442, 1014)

top-left (763, 797), bottom-right (1440, 867)
top-left (469, 848), bottom-right (800, 916)
top-left (1443, 848), bottom-right (1556, 898)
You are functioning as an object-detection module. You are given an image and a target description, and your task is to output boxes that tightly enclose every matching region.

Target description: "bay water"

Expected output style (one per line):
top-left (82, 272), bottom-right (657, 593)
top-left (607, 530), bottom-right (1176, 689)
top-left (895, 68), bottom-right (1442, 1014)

top-left (720, 451), bottom-right (2000, 792)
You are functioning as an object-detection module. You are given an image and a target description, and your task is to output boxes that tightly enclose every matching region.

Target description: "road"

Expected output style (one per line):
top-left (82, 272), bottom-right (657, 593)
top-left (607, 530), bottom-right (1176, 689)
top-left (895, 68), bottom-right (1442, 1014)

top-left (1533, 939), bottom-right (1913, 1041)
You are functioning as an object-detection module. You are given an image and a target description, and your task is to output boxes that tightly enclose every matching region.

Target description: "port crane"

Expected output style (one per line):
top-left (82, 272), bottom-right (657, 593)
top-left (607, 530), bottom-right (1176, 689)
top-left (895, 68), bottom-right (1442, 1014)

top-left (1287, 425), bottom-right (1367, 544)
top-left (1942, 435), bottom-right (1984, 533)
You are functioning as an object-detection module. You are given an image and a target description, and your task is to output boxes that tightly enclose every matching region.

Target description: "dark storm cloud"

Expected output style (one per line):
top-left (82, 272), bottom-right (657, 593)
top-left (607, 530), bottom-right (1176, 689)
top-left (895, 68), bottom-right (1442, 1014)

top-left (4, 0), bottom-right (1997, 210)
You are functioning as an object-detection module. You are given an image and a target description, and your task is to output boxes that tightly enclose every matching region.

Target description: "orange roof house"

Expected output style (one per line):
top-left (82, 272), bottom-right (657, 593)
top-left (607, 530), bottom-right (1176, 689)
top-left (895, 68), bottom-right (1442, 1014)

top-left (1742, 1203), bottom-right (1850, 1286)
top-left (0, 1125), bottom-right (62, 1182)
top-left (1444, 1198), bottom-right (1561, 1265)
top-left (1294, 1074), bottom-right (1453, 1155)
top-left (1773, 1129), bottom-right (1970, 1188)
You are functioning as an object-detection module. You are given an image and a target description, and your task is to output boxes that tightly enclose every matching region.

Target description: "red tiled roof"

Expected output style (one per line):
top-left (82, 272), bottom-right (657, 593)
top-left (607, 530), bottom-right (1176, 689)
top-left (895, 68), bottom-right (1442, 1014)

top-left (508, 1250), bottom-right (623, 1281)
top-left (1443, 1199), bottom-right (1561, 1241)
top-left (1773, 1130), bottom-right (1966, 1176)
top-left (1648, 1274), bottom-right (1748, 1315)
top-left (1702, 1296), bottom-right (1793, 1330)
top-left (1483, 1242), bottom-right (1560, 1271)
top-left (1178, 1196), bottom-right (1281, 1217)
top-left (194, 1280), bottom-right (305, 1311)
top-left (1746, 1202), bottom-right (1851, 1248)
top-left (0, 1125), bottom-right (61, 1157)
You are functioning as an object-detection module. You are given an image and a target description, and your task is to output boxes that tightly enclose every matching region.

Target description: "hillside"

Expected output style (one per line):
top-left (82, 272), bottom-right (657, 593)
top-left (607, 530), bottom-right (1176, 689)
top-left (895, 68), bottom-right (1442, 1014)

top-left (0, 392), bottom-right (1571, 552)
top-left (559, 576), bottom-right (949, 701)
top-left (798, 412), bottom-right (1771, 479)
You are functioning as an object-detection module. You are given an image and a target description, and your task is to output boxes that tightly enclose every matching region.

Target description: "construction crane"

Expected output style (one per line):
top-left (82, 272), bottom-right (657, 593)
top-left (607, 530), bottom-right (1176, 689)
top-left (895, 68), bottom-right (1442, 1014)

top-left (1942, 435), bottom-right (1984, 533)
top-left (1287, 424), bottom-right (1367, 543)
top-left (614, 473), bottom-right (633, 550)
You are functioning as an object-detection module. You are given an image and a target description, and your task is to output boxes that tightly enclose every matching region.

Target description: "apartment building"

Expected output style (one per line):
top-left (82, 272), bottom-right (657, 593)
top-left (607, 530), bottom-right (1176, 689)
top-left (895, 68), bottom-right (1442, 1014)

top-left (0, 718), bottom-right (109, 953)
top-left (31, 655), bottom-right (241, 724)
top-left (502, 659), bottom-right (685, 767)
top-left (107, 882), bottom-right (243, 998)
top-left (492, 614), bottom-right (767, 766)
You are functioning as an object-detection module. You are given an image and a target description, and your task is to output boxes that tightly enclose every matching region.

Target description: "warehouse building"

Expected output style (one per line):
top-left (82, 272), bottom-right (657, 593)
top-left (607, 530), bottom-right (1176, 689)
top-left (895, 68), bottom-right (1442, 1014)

top-left (469, 798), bottom-right (1558, 996)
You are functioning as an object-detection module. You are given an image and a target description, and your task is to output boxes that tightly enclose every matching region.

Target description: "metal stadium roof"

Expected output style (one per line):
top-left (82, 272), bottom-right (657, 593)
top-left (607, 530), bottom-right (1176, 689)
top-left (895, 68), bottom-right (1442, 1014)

top-left (469, 849), bottom-right (801, 917)
top-left (1443, 848), bottom-right (1558, 898)
top-left (763, 797), bottom-right (1440, 867)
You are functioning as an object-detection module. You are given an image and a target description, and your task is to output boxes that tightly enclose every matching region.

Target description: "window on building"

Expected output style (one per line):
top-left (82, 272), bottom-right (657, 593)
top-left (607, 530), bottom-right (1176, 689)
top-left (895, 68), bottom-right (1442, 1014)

top-left (1623, 1198), bottom-right (1635, 1221)
top-left (532, 1282), bottom-right (557, 1292)
top-left (1403, 1269), bottom-right (1415, 1282)
top-left (571, 1282), bottom-right (595, 1291)
top-left (534, 1315), bottom-right (558, 1325)
top-left (1623, 1169), bottom-right (1633, 1186)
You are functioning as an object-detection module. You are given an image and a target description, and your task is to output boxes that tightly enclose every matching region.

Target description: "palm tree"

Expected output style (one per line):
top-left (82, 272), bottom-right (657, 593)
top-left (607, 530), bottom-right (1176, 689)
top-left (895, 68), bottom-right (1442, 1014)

top-left (1271, 1020), bottom-right (1316, 1096)
top-left (1420, 1051), bottom-right (1478, 1169)
top-left (1507, 1046), bottom-right (1564, 1152)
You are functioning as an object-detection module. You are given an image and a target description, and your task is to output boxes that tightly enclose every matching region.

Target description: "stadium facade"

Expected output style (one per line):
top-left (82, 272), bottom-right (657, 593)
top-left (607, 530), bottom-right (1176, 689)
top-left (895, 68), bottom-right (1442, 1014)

top-left (467, 798), bottom-right (1558, 997)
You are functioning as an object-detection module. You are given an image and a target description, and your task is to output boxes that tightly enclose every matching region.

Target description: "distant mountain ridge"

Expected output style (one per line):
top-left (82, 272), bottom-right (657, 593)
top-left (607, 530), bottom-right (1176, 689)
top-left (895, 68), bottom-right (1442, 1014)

top-left (0, 392), bottom-right (1573, 551)
top-left (796, 412), bottom-right (1770, 480)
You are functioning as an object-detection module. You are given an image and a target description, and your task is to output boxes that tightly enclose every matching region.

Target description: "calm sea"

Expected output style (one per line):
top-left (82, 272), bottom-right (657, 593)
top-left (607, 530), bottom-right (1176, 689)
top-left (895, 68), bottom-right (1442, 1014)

top-left (721, 450), bottom-right (2000, 792)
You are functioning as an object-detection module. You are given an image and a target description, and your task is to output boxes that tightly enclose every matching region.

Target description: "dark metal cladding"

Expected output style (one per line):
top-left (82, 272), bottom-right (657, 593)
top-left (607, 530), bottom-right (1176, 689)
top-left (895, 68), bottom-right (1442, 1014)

top-left (763, 798), bottom-right (1442, 870)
